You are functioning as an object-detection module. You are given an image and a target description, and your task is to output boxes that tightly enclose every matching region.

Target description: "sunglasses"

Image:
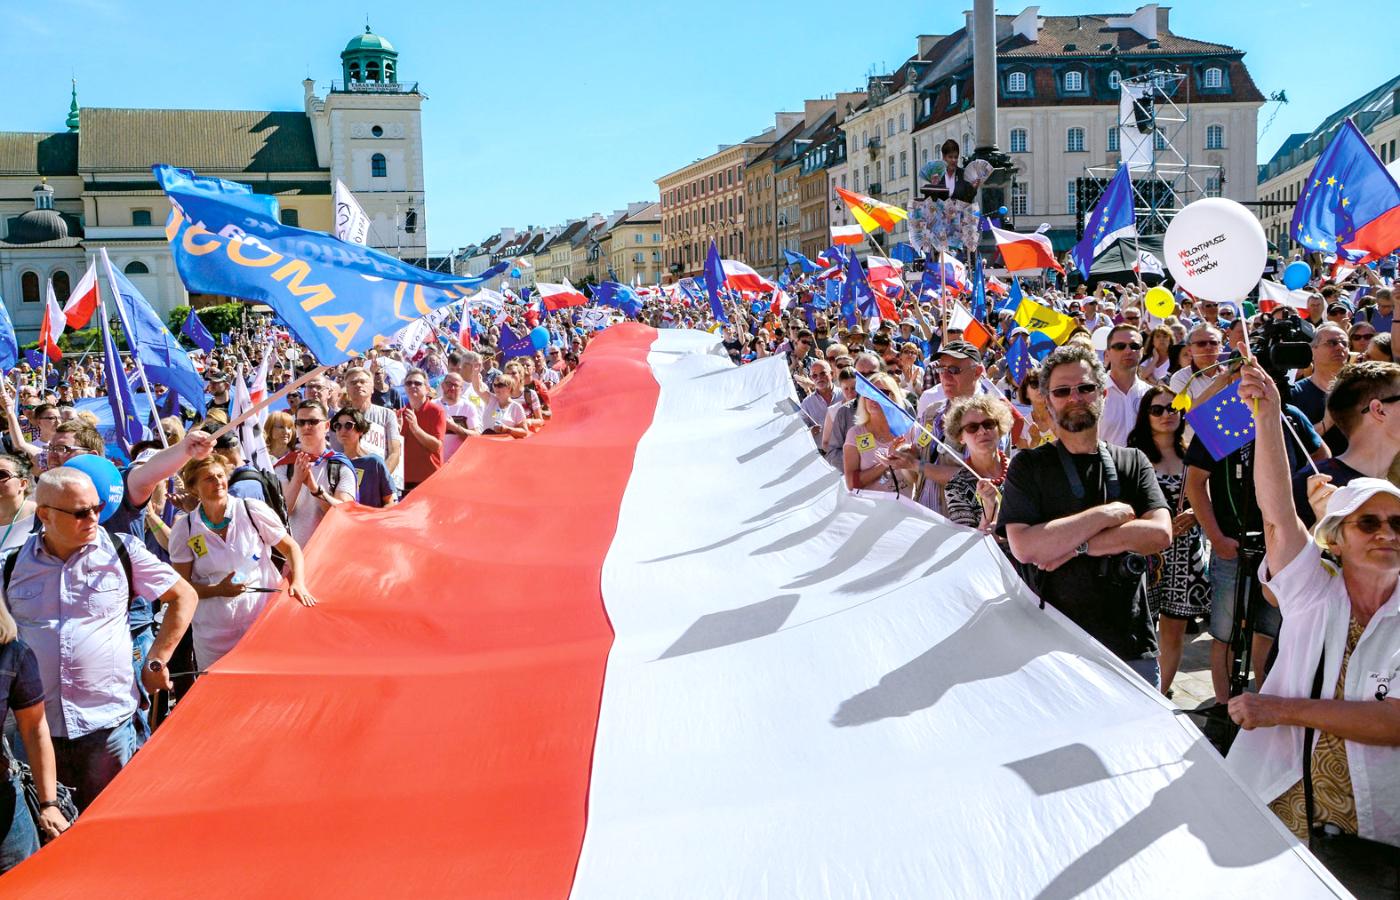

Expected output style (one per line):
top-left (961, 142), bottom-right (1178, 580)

top-left (47, 445), bottom-right (85, 457)
top-left (493, 383), bottom-right (512, 389)
top-left (331, 421), bottom-right (358, 431)
top-left (1190, 339), bottom-right (1221, 348)
top-left (404, 380), bottom-right (427, 387)
top-left (961, 420), bottom-right (997, 435)
top-left (1148, 404), bottom-right (1179, 417)
top-left (1108, 341), bottom-right (1143, 352)
top-left (0, 471), bottom-right (20, 482)
top-left (1351, 332), bottom-right (1376, 341)
top-left (295, 418), bottom-right (325, 428)
top-left (43, 503), bottom-right (103, 521)
top-left (933, 364), bottom-right (970, 376)
top-left (1344, 514), bottom-right (1400, 535)
top-left (1049, 383), bottom-right (1100, 399)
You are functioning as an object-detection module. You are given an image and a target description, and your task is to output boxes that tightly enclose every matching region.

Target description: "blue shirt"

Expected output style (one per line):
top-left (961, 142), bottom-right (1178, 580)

top-left (228, 465), bottom-right (269, 503)
top-left (351, 454), bottom-right (394, 508)
top-left (4, 531), bottom-right (179, 738)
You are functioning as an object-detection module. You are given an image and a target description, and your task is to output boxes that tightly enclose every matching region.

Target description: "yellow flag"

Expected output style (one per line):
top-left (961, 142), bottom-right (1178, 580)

top-left (1013, 299), bottom-right (1076, 345)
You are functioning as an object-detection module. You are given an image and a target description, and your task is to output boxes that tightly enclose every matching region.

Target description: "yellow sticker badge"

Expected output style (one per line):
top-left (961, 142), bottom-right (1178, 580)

top-left (916, 429), bottom-right (934, 448)
top-left (187, 535), bottom-right (209, 558)
top-left (855, 432), bottom-right (876, 452)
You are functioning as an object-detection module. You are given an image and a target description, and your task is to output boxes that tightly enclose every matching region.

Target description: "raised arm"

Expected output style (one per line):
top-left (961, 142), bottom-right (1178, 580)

top-left (1237, 358), bottom-right (1310, 575)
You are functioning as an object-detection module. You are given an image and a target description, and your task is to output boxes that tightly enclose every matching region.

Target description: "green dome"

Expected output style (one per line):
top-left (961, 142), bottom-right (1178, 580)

top-left (344, 27), bottom-right (395, 54)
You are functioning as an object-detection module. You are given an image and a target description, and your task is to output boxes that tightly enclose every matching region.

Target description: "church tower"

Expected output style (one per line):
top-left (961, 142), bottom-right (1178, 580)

top-left (305, 25), bottom-right (427, 261)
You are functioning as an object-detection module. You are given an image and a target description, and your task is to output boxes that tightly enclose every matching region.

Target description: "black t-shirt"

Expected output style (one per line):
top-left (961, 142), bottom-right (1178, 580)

top-left (0, 638), bottom-right (45, 759)
top-left (1291, 457), bottom-right (1365, 528)
top-left (1184, 403), bottom-right (1323, 539)
top-left (998, 442), bottom-right (1168, 661)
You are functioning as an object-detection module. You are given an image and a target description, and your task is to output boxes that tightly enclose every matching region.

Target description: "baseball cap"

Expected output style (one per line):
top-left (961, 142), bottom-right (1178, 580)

top-left (937, 340), bottom-right (983, 363)
top-left (1314, 478), bottom-right (1400, 543)
top-left (1327, 301), bottom-right (1352, 316)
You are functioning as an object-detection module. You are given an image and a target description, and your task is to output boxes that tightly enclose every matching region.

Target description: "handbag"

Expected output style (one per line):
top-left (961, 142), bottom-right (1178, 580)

top-left (1302, 654), bottom-right (1400, 897)
top-left (3, 737), bottom-right (79, 845)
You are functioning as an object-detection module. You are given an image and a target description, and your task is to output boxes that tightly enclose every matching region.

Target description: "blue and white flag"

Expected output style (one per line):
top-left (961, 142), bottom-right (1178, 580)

top-left (101, 249), bottom-right (207, 417)
top-left (180, 309), bottom-right (216, 353)
top-left (853, 372), bottom-right (916, 438)
top-left (0, 295), bottom-right (17, 372)
top-left (153, 165), bottom-right (508, 364)
top-left (99, 301), bottom-right (144, 455)
top-left (1072, 164), bottom-right (1136, 278)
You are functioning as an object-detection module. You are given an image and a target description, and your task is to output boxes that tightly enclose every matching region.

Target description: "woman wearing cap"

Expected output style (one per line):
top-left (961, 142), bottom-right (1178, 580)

top-left (1227, 356), bottom-right (1400, 855)
top-left (843, 373), bottom-right (912, 497)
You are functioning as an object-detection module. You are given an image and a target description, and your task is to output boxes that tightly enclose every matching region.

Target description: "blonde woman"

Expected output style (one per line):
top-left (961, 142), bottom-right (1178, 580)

top-left (264, 410), bottom-right (295, 460)
top-left (842, 373), bottom-right (912, 496)
top-left (942, 395), bottom-right (1014, 533)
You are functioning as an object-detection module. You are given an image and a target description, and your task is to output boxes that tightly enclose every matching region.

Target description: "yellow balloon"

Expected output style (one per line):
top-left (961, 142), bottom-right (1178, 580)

top-left (1145, 286), bottom-right (1175, 318)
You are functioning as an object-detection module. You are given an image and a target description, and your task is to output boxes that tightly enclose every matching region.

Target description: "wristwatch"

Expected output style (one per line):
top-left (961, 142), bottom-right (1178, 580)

top-left (145, 658), bottom-right (165, 673)
top-left (1075, 542), bottom-right (1090, 557)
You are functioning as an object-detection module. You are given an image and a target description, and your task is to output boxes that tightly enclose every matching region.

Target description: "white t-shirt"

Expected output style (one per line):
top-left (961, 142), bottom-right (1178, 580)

top-left (0, 511), bottom-right (37, 554)
top-left (1100, 374), bottom-right (1151, 447)
top-left (441, 399), bottom-right (483, 460)
top-left (168, 498), bottom-right (288, 669)
top-left (482, 397), bottom-right (526, 431)
top-left (1226, 541), bottom-right (1400, 846)
top-left (277, 453), bottom-right (357, 548)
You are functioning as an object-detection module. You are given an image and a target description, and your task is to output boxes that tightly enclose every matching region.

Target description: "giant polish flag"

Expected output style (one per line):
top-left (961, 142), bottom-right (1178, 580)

top-left (11, 326), bottom-right (1343, 896)
top-left (536, 278), bottom-right (588, 310)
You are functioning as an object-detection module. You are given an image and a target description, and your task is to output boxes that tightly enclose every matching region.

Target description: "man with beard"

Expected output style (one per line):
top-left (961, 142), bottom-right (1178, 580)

top-left (998, 344), bottom-right (1173, 685)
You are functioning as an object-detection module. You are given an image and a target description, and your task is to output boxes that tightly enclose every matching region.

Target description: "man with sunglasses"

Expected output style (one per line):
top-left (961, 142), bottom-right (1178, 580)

top-left (279, 401), bottom-right (356, 546)
top-left (398, 368), bottom-right (447, 494)
top-left (1292, 361), bottom-right (1400, 528)
top-left (999, 343), bottom-right (1172, 685)
top-left (1100, 325), bottom-right (1150, 446)
top-left (3, 467), bottom-right (197, 811)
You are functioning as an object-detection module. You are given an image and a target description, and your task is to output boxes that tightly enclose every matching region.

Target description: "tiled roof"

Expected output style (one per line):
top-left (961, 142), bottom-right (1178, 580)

top-left (77, 108), bottom-right (323, 173)
top-left (0, 132), bottom-right (78, 176)
top-left (1000, 14), bottom-right (1238, 58)
top-left (85, 179), bottom-right (329, 195)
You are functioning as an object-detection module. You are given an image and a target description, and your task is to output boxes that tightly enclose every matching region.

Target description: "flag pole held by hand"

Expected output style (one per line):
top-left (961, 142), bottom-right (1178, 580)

top-left (209, 365), bottom-right (329, 443)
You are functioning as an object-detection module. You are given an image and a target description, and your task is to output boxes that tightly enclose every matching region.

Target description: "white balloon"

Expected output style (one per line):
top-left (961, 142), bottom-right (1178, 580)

top-left (1163, 198), bottom-right (1267, 302)
top-left (1091, 325), bottom-right (1113, 352)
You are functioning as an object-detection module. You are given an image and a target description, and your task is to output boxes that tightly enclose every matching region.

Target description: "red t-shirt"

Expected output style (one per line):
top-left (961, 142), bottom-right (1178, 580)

top-left (404, 400), bottom-right (447, 485)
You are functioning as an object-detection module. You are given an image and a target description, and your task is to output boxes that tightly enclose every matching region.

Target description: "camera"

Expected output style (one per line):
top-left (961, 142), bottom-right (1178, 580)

top-left (1100, 552), bottom-right (1149, 584)
top-left (1250, 310), bottom-right (1314, 386)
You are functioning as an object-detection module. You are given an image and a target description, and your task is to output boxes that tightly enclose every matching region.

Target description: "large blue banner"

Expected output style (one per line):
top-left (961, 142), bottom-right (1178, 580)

top-left (154, 166), bottom-right (509, 364)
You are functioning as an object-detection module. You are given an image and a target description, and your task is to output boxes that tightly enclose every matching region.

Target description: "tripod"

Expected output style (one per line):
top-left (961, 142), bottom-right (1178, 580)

top-left (1201, 531), bottom-right (1266, 755)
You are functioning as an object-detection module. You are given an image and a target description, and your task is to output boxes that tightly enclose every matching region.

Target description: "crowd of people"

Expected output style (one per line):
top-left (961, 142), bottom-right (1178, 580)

top-left (687, 259), bottom-right (1397, 869)
top-left (0, 305), bottom-right (591, 872)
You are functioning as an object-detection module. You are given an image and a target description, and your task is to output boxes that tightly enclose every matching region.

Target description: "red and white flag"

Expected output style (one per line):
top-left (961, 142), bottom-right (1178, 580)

top-left (716, 259), bottom-right (772, 293)
top-left (39, 279), bottom-right (65, 361)
top-left (831, 223), bottom-right (864, 246)
top-left (1257, 279), bottom-right (1310, 314)
top-left (11, 325), bottom-right (1345, 898)
top-left (536, 280), bottom-right (588, 311)
top-left (989, 225), bottom-right (1064, 274)
top-left (62, 260), bottom-right (100, 329)
top-left (865, 256), bottom-right (904, 283)
top-left (949, 301), bottom-right (994, 349)
top-left (248, 344), bottom-right (272, 406)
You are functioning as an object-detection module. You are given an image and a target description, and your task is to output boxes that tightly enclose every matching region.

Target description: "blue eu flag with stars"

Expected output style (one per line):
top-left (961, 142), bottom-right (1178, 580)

top-left (1185, 382), bottom-right (1255, 461)
top-left (1291, 118), bottom-right (1400, 263)
top-left (1071, 164), bottom-right (1136, 279)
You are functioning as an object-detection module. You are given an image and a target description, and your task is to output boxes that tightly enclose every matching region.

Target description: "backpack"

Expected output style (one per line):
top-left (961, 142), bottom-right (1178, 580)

top-left (281, 453), bottom-right (354, 503)
top-left (229, 467), bottom-right (289, 526)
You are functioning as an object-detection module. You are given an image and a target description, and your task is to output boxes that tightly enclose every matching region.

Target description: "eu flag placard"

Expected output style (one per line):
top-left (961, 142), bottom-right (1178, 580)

top-left (1185, 381), bottom-right (1255, 460)
top-left (853, 372), bottom-right (916, 438)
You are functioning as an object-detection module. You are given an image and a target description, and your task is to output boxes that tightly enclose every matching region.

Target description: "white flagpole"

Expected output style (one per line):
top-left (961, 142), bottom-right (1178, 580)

top-left (98, 248), bottom-right (168, 448)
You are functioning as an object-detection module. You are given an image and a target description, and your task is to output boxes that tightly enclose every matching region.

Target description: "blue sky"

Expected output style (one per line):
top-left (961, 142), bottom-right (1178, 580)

top-left (5, 0), bottom-right (1391, 250)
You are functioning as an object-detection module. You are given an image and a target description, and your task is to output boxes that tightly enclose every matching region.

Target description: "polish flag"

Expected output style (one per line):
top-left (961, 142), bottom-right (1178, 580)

top-left (1257, 279), bottom-right (1310, 314)
top-left (989, 225), bottom-right (1064, 274)
top-left (769, 285), bottom-right (792, 316)
top-left (717, 259), bottom-right (772, 293)
top-left (248, 344), bottom-right (273, 405)
top-left (536, 279), bottom-right (588, 311)
top-left (458, 311), bottom-right (474, 348)
top-left (831, 223), bottom-right (864, 246)
top-left (865, 256), bottom-right (904, 283)
top-left (949, 301), bottom-right (994, 349)
top-left (62, 260), bottom-right (100, 329)
top-left (12, 324), bottom-right (1338, 898)
top-left (40, 279), bottom-right (65, 361)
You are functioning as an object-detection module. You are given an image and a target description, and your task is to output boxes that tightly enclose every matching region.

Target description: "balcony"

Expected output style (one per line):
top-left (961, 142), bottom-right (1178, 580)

top-left (330, 80), bottom-right (421, 94)
top-left (868, 183), bottom-right (883, 196)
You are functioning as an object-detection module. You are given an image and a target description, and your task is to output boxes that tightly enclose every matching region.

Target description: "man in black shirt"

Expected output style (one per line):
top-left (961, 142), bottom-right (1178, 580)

top-left (999, 344), bottom-right (1172, 685)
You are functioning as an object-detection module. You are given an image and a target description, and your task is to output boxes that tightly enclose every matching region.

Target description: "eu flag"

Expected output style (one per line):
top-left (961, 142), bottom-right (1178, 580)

top-left (593, 281), bottom-right (642, 317)
top-left (853, 372), bottom-right (916, 437)
top-left (100, 301), bottom-right (144, 454)
top-left (104, 257), bottom-right (208, 418)
top-left (180, 309), bottom-right (216, 353)
top-left (819, 279), bottom-right (840, 310)
top-left (842, 248), bottom-right (876, 325)
top-left (783, 249), bottom-right (819, 273)
top-left (1291, 118), bottom-right (1400, 264)
top-left (1006, 333), bottom-right (1032, 384)
top-left (0, 294), bottom-right (17, 372)
top-left (703, 241), bottom-right (729, 324)
top-left (1072, 164), bottom-right (1136, 278)
top-left (997, 276), bottom-right (1024, 314)
top-left (500, 327), bottom-right (534, 362)
top-left (971, 252), bottom-right (987, 321)
top-left (1185, 381), bottom-right (1255, 461)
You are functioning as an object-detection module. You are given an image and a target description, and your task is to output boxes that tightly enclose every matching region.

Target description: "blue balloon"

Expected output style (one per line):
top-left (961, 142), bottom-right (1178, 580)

top-left (998, 206), bottom-right (1009, 217)
top-left (63, 454), bottom-right (124, 523)
top-left (528, 326), bottom-right (550, 352)
top-left (1283, 260), bottom-right (1311, 290)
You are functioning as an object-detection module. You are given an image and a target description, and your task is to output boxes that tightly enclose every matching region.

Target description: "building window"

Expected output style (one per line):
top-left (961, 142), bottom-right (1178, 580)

top-left (900, 151), bottom-right (908, 177)
top-left (371, 153), bottom-right (387, 178)
top-left (20, 271), bottom-right (39, 303)
top-left (886, 119), bottom-right (895, 137)
top-left (1007, 71), bottom-right (1027, 93)
top-left (1108, 126), bottom-right (1119, 152)
top-left (131, 209), bottom-right (152, 226)
top-left (1206, 175), bottom-right (1222, 198)
top-left (1011, 182), bottom-right (1028, 216)
top-left (280, 209), bottom-right (300, 227)
top-left (1009, 128), bottom-right (1028, 153)
top-left (1066, 127), bottom-right (1085, 152)
top-left (861, 130), bottom-right (868, 148)
top-left (123, 261), bottom-right (150, 275)
top-left (949, 82), bottom-right (958, 104)
top-left (1066, 180), bottom-right (1077, 215)
top-left (898, 112), bottom-right (906, 131)
top-left (1064, 71), bottom-right (1083, 92)
top-left (1203, 67), bottom-right (1223, 89)
top-left (51, 271), bottom-right (70, 302)
top-left (1108, 70), bottom-right (1121, 90)
top-left (1206, 124), bottom-right (1225, 149)
top-left (1154, 130), bottom-right (1168, 151)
